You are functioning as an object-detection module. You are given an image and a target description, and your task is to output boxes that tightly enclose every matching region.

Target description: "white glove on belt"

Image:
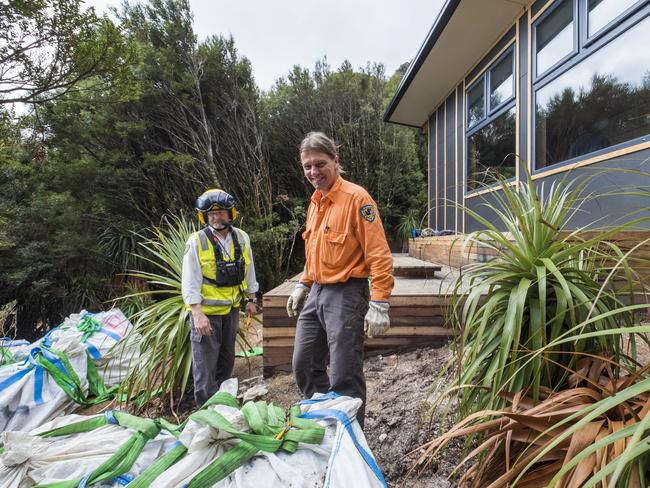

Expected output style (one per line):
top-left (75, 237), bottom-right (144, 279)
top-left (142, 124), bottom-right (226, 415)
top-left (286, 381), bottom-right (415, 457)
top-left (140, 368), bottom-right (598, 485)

top-left (286, 283), bottom-right (310, 317)
top-left (364, 301), bottom-right (390, 338)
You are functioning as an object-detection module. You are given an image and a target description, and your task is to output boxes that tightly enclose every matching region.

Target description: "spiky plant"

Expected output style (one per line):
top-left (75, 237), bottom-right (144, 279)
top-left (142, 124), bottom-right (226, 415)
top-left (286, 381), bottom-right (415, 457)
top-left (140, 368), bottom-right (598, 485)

top-left (417, 170), bottom-right (650, 487)
top-left (446, 174), bottom-right (644, 416)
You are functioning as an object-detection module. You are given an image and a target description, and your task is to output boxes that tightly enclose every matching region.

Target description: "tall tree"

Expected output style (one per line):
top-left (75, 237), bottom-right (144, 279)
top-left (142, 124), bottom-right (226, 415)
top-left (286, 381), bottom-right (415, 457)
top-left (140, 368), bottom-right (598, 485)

top-left (0, 0), bottom-right (134, 105)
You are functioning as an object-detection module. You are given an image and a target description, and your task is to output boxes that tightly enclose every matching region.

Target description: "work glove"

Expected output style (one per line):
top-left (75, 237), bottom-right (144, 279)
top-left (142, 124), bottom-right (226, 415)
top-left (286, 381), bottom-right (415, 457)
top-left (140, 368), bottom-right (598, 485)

top-left (364, 301), bottom-right (390, 338)
top-left (286, 283), bottom-right (310, 317)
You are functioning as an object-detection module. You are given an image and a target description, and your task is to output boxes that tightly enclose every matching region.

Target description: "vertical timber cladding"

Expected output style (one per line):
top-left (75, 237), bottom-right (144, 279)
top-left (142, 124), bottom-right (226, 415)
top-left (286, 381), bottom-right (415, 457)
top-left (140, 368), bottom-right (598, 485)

top-left (455, 83), bottom-right (463, 232)
top-left (437, 108), bottom-right (445, 229)
top-left (428, 111), bottom-right (436, 228)
top-left (445, 92), bottom-right (456, 231)
top-left (517, 12), bottom-right (528, 184)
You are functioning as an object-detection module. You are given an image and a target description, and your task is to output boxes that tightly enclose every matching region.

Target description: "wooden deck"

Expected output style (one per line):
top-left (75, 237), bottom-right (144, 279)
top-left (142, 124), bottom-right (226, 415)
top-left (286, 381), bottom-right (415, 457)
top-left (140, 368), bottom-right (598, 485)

top-left (261, 254), bottom-right (466, 377)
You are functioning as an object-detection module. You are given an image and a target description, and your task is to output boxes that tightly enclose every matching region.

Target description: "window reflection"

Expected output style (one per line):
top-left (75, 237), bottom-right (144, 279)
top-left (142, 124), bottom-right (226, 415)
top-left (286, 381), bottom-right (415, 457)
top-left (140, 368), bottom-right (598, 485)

top-left (467, 107), bottom-right (516, 191)
top-left (588, 0), bottom-right (638, 37)
top-left (535, 17), bottom-right (650, 168)
top-left (536, 0), bottom-right (574, 76)
top-left (467, 79), bottom-right (485, 128)
top-left (490, 51), bottom-right (514, 110)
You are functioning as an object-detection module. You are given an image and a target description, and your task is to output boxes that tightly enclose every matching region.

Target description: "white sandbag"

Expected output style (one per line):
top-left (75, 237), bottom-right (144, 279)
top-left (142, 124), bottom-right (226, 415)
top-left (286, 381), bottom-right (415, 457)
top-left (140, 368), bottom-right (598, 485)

top-left (47, 309), bottom-right (139, 387)
top-left (0, 336), bottom-right (89, 432)
top-left (150, 380), bottom-right (386, 488)
top-left (0, 308), bottom-right (139, 433)
top-left (0, 412), bottom-right (178, 488)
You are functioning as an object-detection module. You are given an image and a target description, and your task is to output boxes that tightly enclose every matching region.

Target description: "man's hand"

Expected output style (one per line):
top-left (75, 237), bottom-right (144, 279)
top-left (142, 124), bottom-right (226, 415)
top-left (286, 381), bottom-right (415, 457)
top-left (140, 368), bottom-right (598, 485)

top-left (286, 284), bottom-right (310, 317)
top-left (364, 301), bottom-right (390, 338)
top-left (245, 301), bottom-right (257, 318)
top-left (192, 308), bottom-right (212, 336)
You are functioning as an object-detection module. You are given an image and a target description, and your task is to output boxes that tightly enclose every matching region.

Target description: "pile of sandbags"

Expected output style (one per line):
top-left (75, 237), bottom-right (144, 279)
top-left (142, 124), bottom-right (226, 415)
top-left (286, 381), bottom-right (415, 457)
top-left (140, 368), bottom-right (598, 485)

top-left (0, 379), bottom-right (387, 488)
top-left (0, 309), bottom-right (138, 432)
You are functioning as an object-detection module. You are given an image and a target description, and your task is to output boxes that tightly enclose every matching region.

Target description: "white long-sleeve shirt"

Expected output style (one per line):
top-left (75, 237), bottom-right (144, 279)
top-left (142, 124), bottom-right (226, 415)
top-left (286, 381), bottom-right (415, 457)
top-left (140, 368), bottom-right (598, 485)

top-left (182, 226), bottom-right (259, 305)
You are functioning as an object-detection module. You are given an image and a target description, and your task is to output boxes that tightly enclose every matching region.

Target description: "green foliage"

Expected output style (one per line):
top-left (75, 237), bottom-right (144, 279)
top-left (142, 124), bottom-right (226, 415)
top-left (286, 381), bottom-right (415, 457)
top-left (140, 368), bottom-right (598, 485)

top-left (422, 171), bottom-right (650, 486)
top-left (0, 0), bottom-right (427, 346)
top-left (116, 215), bottom-right (194, 409)
top-left (261, 60), bottom-right (427, 244)
top-left (447, 173), bottom-right (642, 416)
top-left (0, 0), bottom-right (136, 104)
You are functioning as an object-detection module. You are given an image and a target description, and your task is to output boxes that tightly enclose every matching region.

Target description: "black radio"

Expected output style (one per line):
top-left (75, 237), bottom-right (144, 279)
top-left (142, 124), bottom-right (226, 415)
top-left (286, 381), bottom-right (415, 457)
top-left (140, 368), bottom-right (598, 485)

top-left (215, 258), bottom-right (245, 287)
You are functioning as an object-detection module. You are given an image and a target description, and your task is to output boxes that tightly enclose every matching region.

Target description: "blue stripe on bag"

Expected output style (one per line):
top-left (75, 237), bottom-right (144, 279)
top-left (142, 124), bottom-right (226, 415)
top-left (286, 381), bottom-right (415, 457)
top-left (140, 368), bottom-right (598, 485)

top-left (300, 408), bottom-right (387, 487)
top-left (41, 327), bottom-right (58, 348)
top-left (113, 473), bottom-right (134, 485)
top-left (165, 440), bottom-right (184, 453)
top-left (0, 368), bottom-right (32, 392)
top-left (33, 365), bottom-right (44, 404)
top-left (99, 327), bottom-right (122, 342)
top-left (105, 410), bottom-right (119, 425)
top-left (86, 343), bottom-right (101, 359)
top-left (0, 338), bottom-right (30, 346)
top-left (298, 391), bottom-right (341, 405)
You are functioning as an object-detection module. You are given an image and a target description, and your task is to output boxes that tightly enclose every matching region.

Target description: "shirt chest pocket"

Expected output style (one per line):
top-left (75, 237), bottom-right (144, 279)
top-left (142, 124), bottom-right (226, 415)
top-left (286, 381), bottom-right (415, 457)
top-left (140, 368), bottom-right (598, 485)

top-left (321, 229), bottom-right (348, 267)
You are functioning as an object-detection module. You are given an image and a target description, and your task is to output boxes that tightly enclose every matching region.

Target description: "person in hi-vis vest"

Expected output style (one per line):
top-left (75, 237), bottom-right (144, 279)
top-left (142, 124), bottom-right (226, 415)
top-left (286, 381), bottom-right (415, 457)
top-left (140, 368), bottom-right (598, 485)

top-left (182, 189), bottom-right (259, 406)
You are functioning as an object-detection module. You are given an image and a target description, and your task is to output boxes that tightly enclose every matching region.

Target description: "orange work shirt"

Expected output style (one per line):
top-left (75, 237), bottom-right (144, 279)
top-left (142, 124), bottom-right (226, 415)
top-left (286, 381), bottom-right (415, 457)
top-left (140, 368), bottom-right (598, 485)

top-left (300, 176), bottom-right (394, 301)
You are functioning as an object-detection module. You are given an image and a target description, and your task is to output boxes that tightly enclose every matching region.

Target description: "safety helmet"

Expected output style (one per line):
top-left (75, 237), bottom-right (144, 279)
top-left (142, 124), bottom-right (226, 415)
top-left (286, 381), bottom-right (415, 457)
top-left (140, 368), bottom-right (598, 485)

top-left (195, 189), bottom-right (237, 225)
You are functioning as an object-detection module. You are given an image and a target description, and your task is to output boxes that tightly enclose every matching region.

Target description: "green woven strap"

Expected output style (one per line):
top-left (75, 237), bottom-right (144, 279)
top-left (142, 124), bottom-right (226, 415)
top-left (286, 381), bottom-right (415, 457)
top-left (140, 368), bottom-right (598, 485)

top-left (184, 400), bottom-right (325, 487)
top-left (125, 442), bottom-right (188, 488)
top-left (187, 442), bottom-right (259, 488)
top-left (189, 409), bottom-right (287, 452)
top-left (33, 346), bottom-right (117, 407)
top-left (34, 412), bottom-right (162, 488)
top-left (38, 415), bottom-right (109, 438)
top-left (86, 355), bottom-right (119, 402)
top-left (157, 418), bottom-right (183, 438)
top-left (76, 315), bottom-right (102, 342)
top-left (33, 347), bottom-right (88, 405)
top-left (202, 391), bottom-right (240, 409)
top-left (1, 346), bottom-right (15, 365)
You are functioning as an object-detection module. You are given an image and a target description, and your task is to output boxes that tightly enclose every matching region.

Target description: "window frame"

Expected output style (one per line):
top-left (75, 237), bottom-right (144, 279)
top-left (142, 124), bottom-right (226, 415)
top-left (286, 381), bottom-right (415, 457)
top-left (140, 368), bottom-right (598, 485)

top-left (466, 77), bottom-right (486, 131)
top-left (582, 0), bottom-right (644, 45)
top-left (532, 1), bottom-right (650, 173)
top-left (487, 48), bottom-right (516, 115)
top-left (465, 43), bottom-right (517, 195)
top-left (532, 0), bottom-right (579, 82)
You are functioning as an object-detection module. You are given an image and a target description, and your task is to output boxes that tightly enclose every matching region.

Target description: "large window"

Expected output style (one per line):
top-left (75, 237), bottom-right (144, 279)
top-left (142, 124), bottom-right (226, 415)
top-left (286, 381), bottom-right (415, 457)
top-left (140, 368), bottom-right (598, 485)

top-left (466, 47), bottom-right (516, 191)
top-left (533, 0), bottom-right (650, 170)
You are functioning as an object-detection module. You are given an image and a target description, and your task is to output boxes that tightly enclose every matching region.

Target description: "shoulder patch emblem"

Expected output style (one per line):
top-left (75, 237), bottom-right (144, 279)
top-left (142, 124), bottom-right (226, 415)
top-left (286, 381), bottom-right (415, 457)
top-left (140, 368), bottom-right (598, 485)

top-left (360, 204), bottom-right (376, 223)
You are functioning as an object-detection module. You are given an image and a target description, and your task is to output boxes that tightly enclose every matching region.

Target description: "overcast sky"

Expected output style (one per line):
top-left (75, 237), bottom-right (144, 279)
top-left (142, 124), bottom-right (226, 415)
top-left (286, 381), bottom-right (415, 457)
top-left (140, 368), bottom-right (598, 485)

top-left (85, 0), bottom-right (445, 90)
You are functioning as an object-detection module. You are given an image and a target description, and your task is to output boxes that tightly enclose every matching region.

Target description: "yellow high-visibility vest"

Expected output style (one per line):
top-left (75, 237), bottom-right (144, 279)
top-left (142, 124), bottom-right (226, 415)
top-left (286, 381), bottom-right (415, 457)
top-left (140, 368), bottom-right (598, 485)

top-left (190, 227), bottom-right (250, 315)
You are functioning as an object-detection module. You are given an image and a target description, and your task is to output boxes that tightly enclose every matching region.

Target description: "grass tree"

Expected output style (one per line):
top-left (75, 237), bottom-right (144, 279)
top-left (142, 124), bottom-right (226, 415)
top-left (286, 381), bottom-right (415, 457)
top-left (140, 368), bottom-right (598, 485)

top-left (419, 172), bottom-right (650, 486)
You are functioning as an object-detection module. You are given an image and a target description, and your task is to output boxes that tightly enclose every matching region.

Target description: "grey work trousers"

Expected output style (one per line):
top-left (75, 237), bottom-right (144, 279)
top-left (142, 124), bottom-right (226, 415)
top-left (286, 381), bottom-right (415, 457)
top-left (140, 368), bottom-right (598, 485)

top-left (292, 278), bottom-right (370, 427)
top-left (190, 308), bottom-right (239, 407)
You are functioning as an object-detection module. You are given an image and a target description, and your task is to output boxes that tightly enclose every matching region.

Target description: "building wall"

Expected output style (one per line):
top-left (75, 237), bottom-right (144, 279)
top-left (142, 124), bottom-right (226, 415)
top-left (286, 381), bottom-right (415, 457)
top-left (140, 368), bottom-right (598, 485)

top-left (425, 0), bottom-right (650, 233)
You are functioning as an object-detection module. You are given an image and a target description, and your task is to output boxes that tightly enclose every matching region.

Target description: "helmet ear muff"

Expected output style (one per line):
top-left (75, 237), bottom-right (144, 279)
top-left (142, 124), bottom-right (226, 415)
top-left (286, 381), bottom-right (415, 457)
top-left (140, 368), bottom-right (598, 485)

top-left (231, 208), bottom-right (237, 221)
top-left (198, 212), bottom-right (206, 225)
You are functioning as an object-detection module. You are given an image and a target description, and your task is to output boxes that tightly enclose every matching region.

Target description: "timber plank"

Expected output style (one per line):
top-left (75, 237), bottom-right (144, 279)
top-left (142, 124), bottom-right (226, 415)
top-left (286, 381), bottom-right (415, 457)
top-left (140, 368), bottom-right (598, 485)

top-left (264, 325), bottom-right (450, 339)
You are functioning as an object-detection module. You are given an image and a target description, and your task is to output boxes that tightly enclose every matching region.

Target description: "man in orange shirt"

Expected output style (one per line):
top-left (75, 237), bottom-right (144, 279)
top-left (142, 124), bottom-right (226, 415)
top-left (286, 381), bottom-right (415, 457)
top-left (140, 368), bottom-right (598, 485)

top-left (287, 131), bottom-right (394, 428)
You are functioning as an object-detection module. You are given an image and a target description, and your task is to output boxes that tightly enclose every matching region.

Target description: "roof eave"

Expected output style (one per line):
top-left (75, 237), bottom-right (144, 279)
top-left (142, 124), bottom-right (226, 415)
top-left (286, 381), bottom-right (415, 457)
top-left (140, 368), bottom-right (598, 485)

top-left (383, 0), bottom-right (462, 124)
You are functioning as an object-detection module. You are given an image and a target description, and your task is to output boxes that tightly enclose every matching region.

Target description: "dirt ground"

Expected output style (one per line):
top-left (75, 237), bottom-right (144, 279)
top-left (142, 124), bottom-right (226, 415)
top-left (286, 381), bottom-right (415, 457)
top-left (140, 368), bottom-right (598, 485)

top-left (231, 343), bottom-right (461, 488)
